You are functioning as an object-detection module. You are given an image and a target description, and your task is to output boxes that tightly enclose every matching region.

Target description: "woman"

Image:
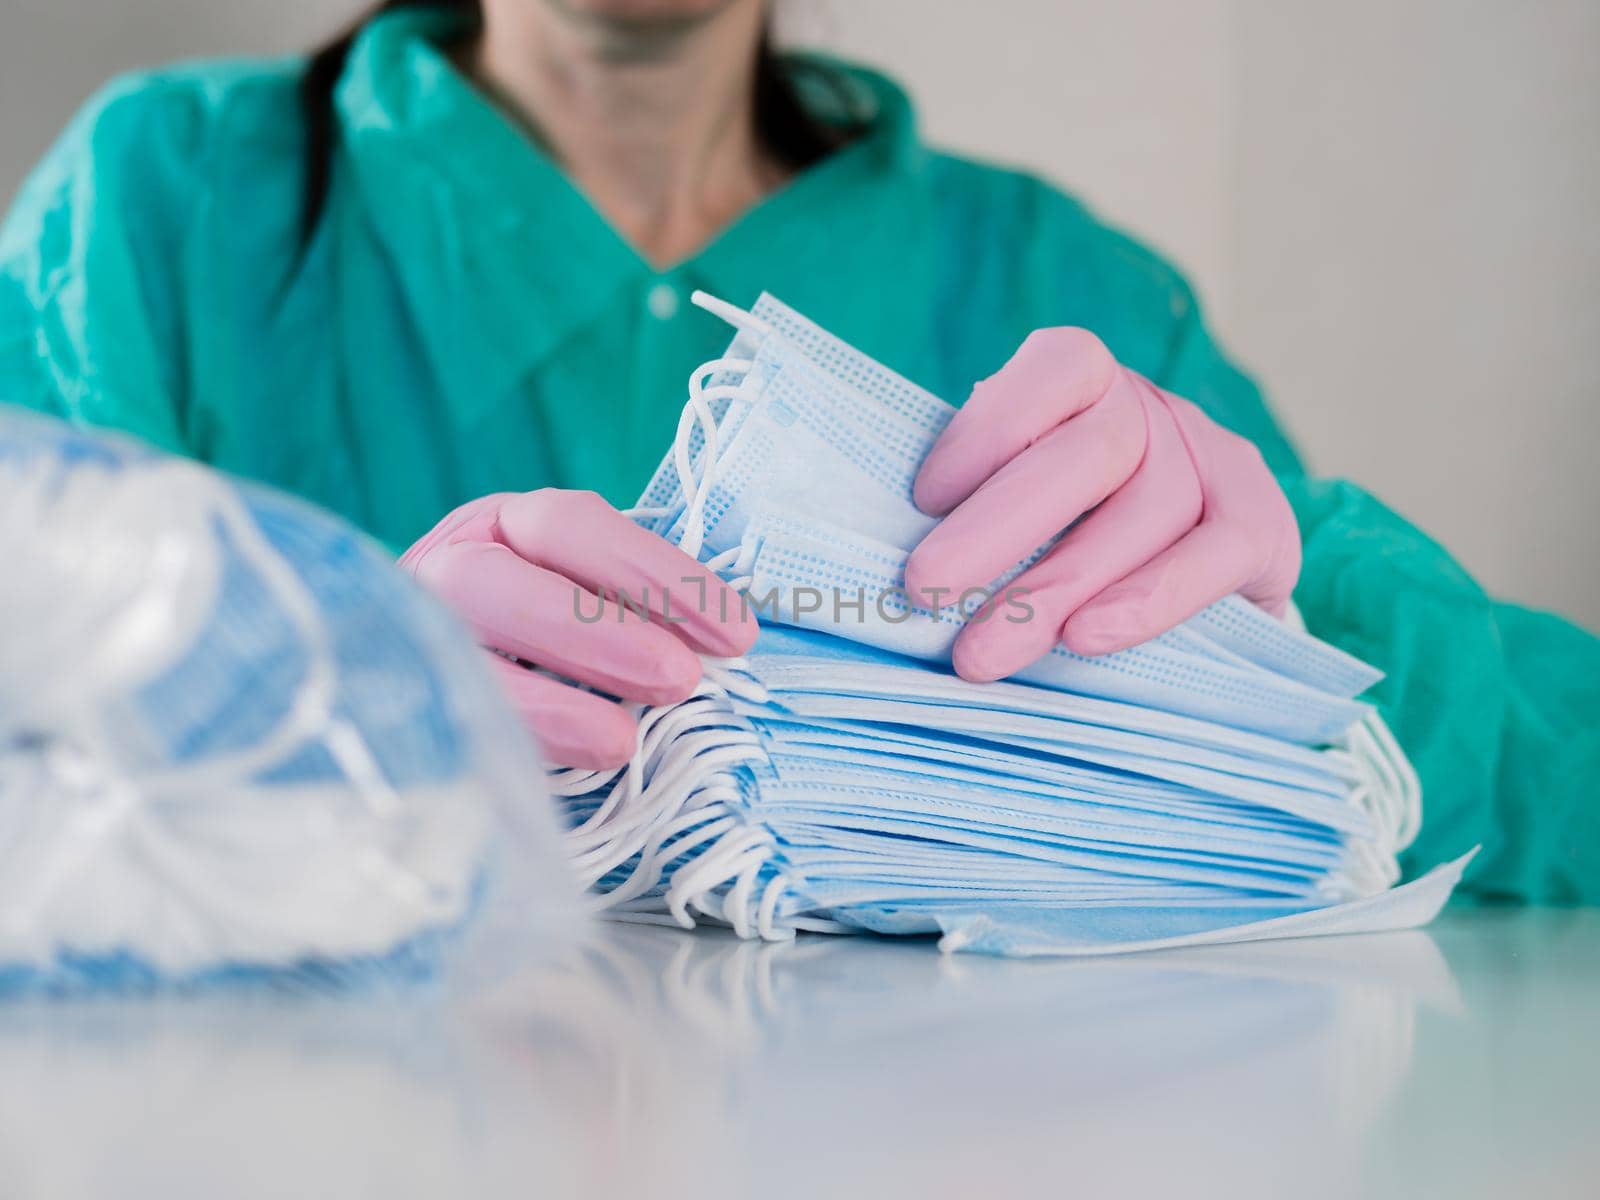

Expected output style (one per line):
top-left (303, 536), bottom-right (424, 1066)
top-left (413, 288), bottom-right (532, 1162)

top-left (2, 0), bottom-right (1595, 901)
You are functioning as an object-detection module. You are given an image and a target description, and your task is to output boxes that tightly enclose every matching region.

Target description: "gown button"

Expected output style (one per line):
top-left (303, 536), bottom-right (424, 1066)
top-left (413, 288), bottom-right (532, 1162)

top-left (647, 283), bottom-right (679, 320)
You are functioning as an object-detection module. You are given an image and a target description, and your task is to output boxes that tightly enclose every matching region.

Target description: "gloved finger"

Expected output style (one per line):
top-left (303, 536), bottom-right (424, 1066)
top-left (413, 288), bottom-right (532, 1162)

top-left (496, 489), bottom-right (756, 657)
top-left (1241, 575), bottom-right (1294, 619)
top-left (415, 540), bottom-right (702, 706)
top-left (486, 653), bottom-right (638, 770)
top-left (398, 492), bottom-right (507, 574)
top-left (948, 396), bottom-right (1203, 681)
top-left (1160, 393), bottom-right (1301, 617)
top-left (1060, 521), bottom-right (1261, 657)
top-left (914, 327), bottom-right (1119, 515)
top-left (905, 372), bottom-right (1146, 602)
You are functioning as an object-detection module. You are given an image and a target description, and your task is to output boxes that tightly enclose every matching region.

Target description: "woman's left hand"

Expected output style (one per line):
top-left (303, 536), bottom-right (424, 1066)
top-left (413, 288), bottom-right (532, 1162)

top-left (905, 327), bottom-right (1301, 682)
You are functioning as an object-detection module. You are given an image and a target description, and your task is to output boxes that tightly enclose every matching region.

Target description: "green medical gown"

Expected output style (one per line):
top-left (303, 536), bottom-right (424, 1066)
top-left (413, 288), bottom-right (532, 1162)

top-left (1, 9), bottom-right (1594, 901)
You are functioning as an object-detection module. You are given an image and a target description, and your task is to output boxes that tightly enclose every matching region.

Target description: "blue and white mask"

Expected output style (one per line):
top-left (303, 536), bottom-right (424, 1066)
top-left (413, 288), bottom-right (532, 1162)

top-left (637, 293), bottom-right (1379, 745)
top-left (0, 411), bottom-right (578, 990)
top-left (558, 292), bottom-right (1467, 956)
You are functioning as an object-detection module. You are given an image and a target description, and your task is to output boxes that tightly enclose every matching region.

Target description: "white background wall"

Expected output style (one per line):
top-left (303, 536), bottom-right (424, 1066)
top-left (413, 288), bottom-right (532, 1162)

top-left (5, 0), bottom-right (1596, 629)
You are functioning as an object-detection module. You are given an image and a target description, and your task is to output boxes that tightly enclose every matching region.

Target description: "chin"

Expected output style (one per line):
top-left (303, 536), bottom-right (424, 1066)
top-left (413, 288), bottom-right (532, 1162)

top-left (548, 0), bottom-right (741, 20)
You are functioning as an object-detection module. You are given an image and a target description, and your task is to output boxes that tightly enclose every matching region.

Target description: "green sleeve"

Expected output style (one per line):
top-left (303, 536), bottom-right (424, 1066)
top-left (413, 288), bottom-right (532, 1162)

top-left (1095, 215), bottom-right (1599, 900)
top-left (0, 73), bottom-right (209, 451)
top-left (1287, 476), bottom-right (1600, 903)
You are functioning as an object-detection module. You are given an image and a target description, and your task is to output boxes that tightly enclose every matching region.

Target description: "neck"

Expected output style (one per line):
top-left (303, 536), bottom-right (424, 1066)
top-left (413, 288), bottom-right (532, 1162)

top-left (465, 0), bottom-right (781, 268)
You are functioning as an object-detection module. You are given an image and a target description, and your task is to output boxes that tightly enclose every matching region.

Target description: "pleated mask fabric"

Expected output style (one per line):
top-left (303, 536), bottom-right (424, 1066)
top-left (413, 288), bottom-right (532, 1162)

top-left (554, 292), bottom-right (1467, 955)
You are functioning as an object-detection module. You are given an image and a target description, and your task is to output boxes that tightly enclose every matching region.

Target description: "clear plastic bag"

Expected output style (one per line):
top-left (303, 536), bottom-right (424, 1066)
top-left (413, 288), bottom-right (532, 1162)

top-left (0, 409), bottom-right (582, 993)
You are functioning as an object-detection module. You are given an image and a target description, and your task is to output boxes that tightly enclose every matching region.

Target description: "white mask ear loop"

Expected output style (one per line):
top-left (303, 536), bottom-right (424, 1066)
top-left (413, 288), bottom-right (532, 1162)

top-left (596, 807), bottom-right (738, 909)
top-left (563, 295), bottom-right (803, 937)
top-left (674, 359), bottom-right (752, 559)
top-left (690, 290), bottom-right (773, 340)
top-left (568, 731), bottom-right (760, 880)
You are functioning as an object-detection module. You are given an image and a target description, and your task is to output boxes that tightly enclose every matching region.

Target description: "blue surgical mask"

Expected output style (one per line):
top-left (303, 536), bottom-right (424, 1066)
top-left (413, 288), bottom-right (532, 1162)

top-left (833, 849), bottom-right (1476, 958)
top-left (635, 293), bottom-right (1379, 744)
top-left (740, 511), bottom-right (1370, 744)
top-left (746, 715), bottom-right (1344, 836)
top-left (555, 291), bottom-right (1464, 956)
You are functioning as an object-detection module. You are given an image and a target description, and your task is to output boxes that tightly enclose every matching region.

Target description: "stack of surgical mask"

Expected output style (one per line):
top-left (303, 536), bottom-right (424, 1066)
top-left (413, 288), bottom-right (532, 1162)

top-left (552, 292), bottom-right (1473, 956)
top-left (0, 408), bottom-right (579, 992)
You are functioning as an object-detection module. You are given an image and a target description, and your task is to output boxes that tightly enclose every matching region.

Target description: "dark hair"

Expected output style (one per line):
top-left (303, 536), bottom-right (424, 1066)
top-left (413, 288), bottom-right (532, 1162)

top-left (297, 0), bottom-right (863, 243)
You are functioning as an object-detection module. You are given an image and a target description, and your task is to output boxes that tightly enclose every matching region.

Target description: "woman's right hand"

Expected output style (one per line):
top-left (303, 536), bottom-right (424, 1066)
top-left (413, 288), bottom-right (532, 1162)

top-left (400, 490), bottom-right (755, 770)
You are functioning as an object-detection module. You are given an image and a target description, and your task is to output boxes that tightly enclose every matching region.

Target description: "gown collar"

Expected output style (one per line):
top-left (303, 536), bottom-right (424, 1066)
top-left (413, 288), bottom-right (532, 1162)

top-left (335, 7), bottom-right (931, 422)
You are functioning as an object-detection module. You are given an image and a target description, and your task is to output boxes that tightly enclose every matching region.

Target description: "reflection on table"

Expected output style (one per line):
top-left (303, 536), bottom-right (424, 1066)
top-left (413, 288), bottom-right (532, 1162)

top-left (0, 910), bottom-right (1595, 1200)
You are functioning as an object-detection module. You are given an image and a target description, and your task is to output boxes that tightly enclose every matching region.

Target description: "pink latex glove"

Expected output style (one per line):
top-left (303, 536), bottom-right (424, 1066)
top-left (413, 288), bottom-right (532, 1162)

top-left (400, 490), bottom-right (756, 770)
top-left (905, 328), bottom-right (1300, 683)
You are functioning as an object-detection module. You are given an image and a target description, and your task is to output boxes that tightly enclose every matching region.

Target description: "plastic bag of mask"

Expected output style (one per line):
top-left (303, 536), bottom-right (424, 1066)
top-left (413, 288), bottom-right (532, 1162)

top-left (0, 409), bottom-right (583, 994)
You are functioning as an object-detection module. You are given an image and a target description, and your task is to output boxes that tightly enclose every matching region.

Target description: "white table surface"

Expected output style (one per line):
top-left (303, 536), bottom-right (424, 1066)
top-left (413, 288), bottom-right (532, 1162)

top-left (2, 909), bottom-right (1595, 1200)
